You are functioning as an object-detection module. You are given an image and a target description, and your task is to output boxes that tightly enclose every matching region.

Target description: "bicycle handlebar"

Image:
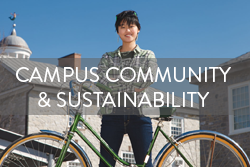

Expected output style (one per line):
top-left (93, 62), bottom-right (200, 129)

top-left (69, 80), bottom-right (77, 97)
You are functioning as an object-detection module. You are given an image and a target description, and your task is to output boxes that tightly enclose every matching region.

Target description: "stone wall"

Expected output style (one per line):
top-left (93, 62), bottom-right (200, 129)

top-left (0, 92), bottom-right (27, 135)
top-left (0, 65), bottom-right (27, 135)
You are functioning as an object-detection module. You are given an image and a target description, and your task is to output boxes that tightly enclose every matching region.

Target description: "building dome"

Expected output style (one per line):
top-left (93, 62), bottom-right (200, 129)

top-left (0, 34), bottom-right (30, 49)
top-left (0, 25), bottom-right (32, 59)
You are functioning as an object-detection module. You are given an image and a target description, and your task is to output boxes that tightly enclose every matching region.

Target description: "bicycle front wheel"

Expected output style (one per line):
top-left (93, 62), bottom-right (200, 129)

top-left (0, 132), bottom-right (89, 167)
top-left (157, 131), bottom-right (250, 167)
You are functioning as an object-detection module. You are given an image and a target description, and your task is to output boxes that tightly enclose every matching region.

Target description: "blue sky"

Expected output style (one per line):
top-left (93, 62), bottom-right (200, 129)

top-left (1, 0), bottom-right (250, 59)
top-left (1, 1), bottom-right (250, 103)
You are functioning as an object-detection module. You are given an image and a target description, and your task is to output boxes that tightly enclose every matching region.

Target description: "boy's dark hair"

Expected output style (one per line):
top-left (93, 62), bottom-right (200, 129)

top-left (115, 10), bottom-right (141, 33)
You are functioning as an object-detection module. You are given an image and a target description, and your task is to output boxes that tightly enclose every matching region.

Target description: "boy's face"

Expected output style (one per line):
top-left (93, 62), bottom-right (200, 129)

top-left (117, 20), bottom-right (140, 44)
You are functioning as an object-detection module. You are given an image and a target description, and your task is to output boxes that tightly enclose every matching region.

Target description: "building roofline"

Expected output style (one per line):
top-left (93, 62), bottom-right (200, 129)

top-left (188, 56), bottom-right (250, 85)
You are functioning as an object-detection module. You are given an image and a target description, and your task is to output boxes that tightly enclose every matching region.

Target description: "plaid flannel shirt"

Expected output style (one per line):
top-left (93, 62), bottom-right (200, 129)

top-left (97, 45), bottom-right (158, 115)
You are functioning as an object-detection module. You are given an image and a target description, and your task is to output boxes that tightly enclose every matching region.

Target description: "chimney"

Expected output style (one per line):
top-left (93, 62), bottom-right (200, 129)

top-left (58, 53), bottom-right (81, 71)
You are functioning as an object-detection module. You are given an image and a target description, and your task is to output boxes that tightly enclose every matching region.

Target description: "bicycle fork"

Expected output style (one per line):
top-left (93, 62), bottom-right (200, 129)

top-left (55, 132), bottom-right (74, 167)
top-left (55, 114), bottom-right (81, 167)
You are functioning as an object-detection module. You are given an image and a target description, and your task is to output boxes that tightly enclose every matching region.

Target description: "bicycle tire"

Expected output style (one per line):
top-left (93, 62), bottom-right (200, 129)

top-left (156, 130), bottom-right (250, 167)
top-left (0, 132), bottom-right (90, 167)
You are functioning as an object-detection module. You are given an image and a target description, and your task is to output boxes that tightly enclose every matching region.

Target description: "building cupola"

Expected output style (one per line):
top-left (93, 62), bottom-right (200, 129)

top-left (0, 24), bottom-right (32, 59)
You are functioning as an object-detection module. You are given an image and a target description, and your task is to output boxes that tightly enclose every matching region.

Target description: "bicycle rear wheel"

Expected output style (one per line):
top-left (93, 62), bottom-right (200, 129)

top-left (0, 132), bottom-right (89, 167)
top-left (157, 131), bottom-right (250, 167)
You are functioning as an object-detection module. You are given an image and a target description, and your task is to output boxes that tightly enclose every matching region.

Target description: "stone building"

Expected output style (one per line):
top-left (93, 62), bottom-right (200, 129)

top-left (190, 54), bottom-right (250, 162)
top-left (0, 26), bottom-right (199, 167)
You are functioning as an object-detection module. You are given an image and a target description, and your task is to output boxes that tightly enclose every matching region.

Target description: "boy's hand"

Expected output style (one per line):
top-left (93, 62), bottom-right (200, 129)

top-left (108, 78), bottom-right (146, 93)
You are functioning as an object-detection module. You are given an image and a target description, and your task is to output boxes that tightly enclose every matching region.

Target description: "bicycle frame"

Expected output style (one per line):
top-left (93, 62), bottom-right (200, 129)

top-left (55, 113), bottom-right (193, 167)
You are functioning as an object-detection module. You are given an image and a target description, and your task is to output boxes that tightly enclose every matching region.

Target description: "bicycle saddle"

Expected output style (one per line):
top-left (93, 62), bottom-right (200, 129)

top-left (159, 106), bottom-right (176, 121)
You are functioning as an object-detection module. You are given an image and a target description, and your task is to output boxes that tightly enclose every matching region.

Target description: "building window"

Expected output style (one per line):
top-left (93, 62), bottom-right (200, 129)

top-left (173, 157), bottom-right (185, 167)
top-left (229, 82), bottom-right (250, 135)
top-left (68, 114), bottom-right (85, 128)
top-left (68, 161), bottom-right (81, 167)
top-left (121, 151), bottom-right (136, 164)
top-left (233, 86), bottom-right (249, 130)
top-left (171, 117), bottom-right (184, 138)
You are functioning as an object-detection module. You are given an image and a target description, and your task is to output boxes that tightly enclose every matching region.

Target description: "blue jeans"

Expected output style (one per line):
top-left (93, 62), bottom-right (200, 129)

top-left (99, 107), bottom-right (153, 167)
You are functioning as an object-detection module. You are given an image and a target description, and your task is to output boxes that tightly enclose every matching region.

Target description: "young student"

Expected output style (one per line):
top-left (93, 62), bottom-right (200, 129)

top-left (97, 10), bottom-right (157, 167)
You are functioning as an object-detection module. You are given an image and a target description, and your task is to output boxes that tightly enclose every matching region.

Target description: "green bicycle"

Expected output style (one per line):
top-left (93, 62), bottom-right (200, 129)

top-left (0, 80), bottom-right (249, 167)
